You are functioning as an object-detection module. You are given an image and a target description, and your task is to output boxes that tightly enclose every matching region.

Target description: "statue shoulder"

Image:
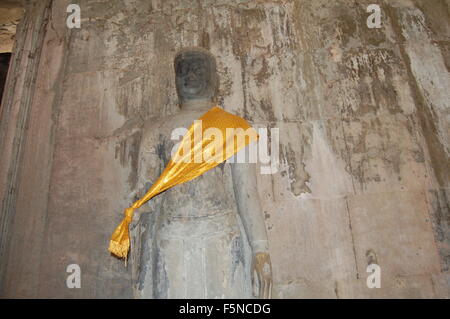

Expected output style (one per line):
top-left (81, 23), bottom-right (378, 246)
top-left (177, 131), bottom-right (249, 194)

top-left (142, 110), bottom-right (203, 137)
top-left (140, 112), bottom-right (183, 152)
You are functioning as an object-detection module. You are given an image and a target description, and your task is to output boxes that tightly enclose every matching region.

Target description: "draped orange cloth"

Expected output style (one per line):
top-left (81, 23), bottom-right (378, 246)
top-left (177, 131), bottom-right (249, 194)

top-left (108, 106), bottom-right (259, 258)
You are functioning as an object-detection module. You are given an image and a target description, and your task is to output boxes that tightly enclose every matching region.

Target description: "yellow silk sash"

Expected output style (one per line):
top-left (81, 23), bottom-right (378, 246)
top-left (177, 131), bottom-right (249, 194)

top-left (108, 106), bottom-right (259, 258)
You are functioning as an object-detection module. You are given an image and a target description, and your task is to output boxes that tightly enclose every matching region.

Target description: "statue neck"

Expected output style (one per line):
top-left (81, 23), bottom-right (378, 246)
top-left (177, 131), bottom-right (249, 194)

top-left (181, 99), bottom-right (215, 112)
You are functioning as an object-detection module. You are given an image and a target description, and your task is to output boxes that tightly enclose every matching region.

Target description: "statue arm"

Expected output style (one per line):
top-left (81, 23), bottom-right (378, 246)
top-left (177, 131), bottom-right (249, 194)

top-left (130, 128), bottom-right (164, 297)
top-left (231, 160), bottom-right (272, 298)
top-left (231, 162), bottom-right (268, 253)
top-left (135, 127), bottom-right (164, 201)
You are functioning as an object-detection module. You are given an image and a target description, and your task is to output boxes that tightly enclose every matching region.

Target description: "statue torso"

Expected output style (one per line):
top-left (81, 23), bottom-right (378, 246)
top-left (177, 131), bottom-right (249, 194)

top-left (138, 109), bottom-right (238, 218)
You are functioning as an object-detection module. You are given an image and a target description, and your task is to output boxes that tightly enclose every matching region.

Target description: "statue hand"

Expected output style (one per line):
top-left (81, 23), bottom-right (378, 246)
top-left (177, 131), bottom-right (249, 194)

top-left (251, 252), bottom-right (272, 299)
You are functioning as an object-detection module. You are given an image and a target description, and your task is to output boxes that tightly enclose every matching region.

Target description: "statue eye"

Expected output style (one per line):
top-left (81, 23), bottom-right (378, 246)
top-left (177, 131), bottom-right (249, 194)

top-left (177, 62), bottom-right (189, 75)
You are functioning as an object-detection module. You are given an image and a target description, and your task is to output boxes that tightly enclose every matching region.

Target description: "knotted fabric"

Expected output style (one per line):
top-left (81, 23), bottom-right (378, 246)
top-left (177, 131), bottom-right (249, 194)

top-left (108, 106), bottom-right (259, 258)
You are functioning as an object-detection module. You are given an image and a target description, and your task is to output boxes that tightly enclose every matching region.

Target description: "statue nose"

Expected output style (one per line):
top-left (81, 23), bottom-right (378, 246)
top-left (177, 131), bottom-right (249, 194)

top-left (186, 71), bottom-right (197, 82)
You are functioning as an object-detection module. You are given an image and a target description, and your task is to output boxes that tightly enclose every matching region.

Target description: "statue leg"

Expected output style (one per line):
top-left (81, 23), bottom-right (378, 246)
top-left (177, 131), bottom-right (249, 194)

top-left (152, 210), bottom-right (252, 298)
top-left (203, 229), bottom-right (250, 298)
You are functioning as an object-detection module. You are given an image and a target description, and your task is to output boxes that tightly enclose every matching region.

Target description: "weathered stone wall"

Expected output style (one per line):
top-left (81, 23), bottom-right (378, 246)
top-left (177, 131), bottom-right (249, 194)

top-left (0, 1), bottom-right (25, 53)
top-left (0, 0), bottom-right (448, 298)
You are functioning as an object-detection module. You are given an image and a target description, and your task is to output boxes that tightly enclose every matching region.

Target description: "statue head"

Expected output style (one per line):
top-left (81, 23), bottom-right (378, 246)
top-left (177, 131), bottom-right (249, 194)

top-left (174, 48), bottom-right (218, 106)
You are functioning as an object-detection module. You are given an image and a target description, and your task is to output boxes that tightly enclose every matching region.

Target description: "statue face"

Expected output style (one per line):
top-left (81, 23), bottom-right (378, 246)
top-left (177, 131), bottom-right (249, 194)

top-left (177, 56), bottom-right (208, 96)
top-left (175, 50), bottom-right (217, 102)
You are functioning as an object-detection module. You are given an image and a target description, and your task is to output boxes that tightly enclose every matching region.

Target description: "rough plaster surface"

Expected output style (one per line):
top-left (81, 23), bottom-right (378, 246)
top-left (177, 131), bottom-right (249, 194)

top-left (0, 0), bottom-right (449, 298)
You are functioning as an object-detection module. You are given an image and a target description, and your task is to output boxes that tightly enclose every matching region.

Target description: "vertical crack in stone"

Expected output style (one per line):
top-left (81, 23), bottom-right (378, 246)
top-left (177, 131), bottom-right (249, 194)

top-left (345, 197), bottom-right (359, 280)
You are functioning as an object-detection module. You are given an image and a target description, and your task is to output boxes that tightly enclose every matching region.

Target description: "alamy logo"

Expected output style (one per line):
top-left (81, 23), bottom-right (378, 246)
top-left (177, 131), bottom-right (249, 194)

top-left (169, 122), bottom-right (279, 175)
top-left (366, 264), bottom-right (381, 288)
top-left (366, 4), bottom-right (382, 29)
top-left (66, 264), bottom-right (81, 288)
top-left (66, 4), bottom-right (81, 29)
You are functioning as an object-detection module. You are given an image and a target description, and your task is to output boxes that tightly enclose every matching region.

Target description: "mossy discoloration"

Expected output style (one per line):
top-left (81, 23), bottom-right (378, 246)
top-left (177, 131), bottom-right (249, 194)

top-left (282, 143), bottom-right (311, 196)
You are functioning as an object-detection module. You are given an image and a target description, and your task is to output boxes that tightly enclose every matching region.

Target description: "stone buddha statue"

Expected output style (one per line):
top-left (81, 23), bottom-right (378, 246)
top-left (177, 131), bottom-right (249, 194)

top-left (130, 47), bottom-right (272, 299)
